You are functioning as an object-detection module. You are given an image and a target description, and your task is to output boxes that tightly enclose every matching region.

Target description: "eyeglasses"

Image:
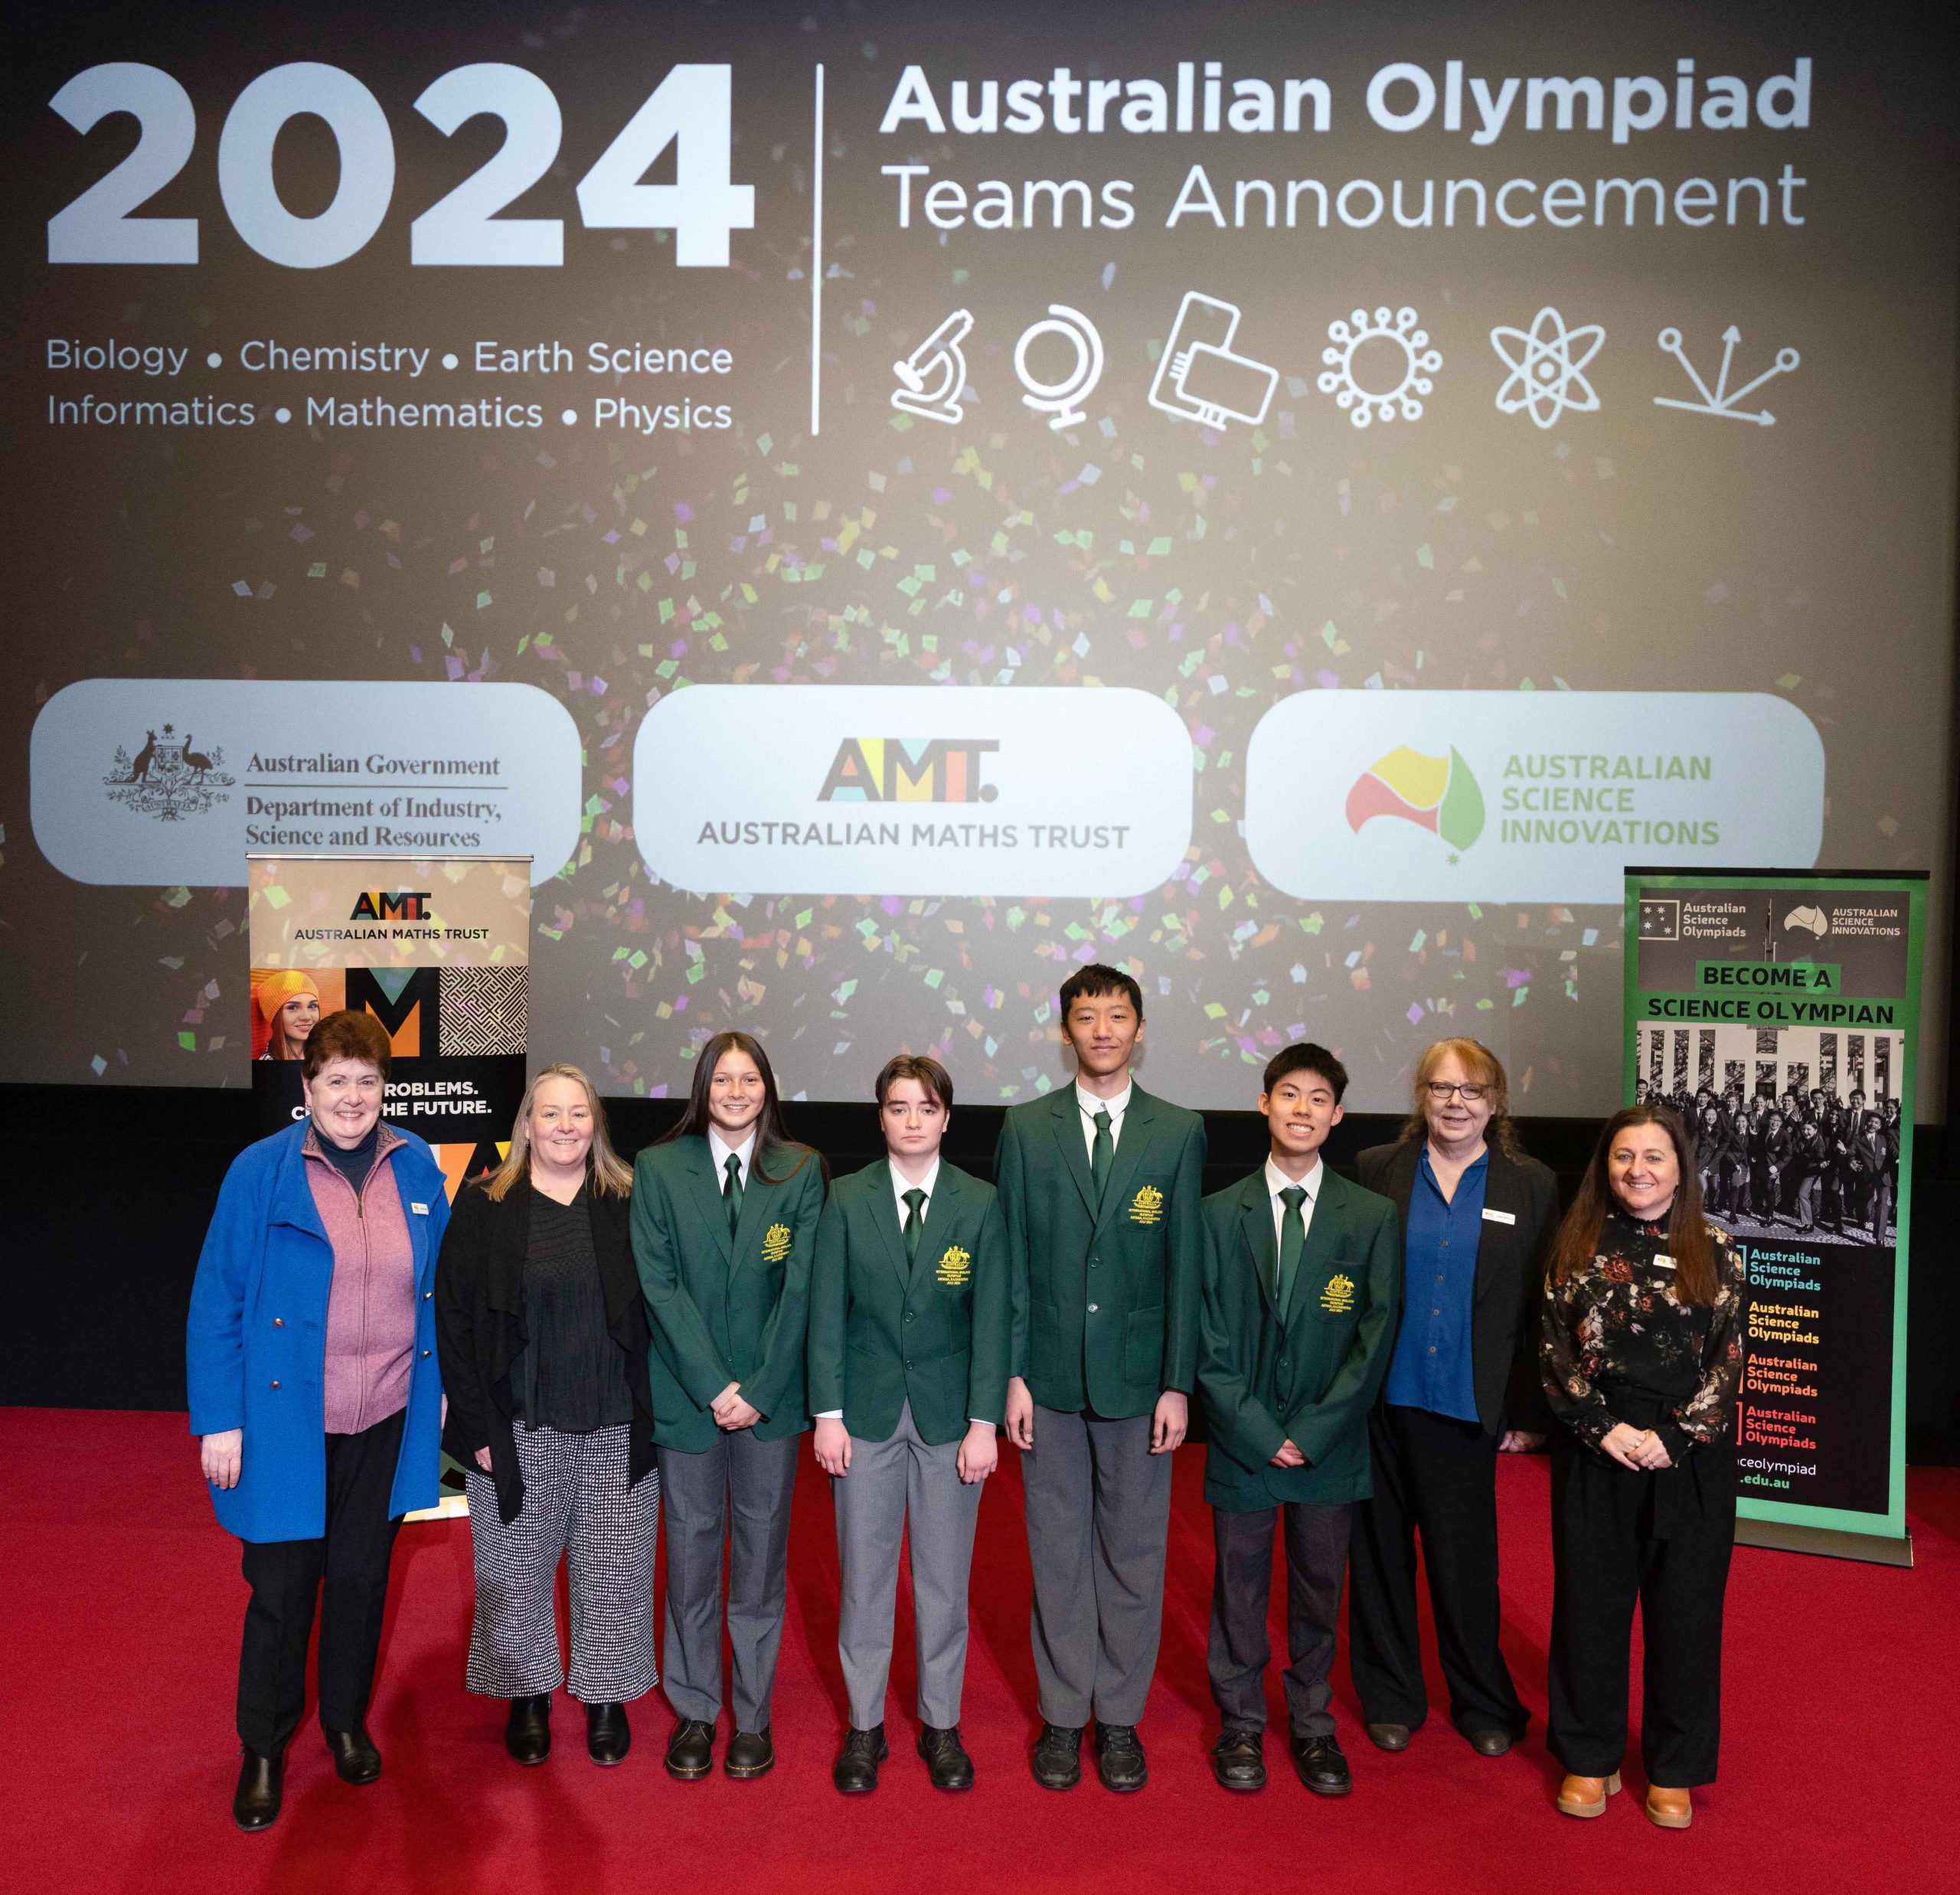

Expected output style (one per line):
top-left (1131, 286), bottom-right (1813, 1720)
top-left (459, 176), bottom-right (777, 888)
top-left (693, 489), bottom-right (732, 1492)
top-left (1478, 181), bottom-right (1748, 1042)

top-left (1425, 1080), bottom-right (1489, 1102)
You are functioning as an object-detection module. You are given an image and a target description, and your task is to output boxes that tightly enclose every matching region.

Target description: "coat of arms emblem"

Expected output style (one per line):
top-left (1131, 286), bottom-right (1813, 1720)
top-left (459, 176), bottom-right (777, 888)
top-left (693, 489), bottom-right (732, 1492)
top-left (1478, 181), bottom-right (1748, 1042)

top-left (104, 721), bottom-right (234, 821)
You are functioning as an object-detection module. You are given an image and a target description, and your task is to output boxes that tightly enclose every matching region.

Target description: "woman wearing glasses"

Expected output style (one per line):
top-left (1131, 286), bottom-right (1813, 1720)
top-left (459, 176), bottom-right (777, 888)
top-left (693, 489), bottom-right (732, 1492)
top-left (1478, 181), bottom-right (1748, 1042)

top-left (1348, 1039), bottom-right (1560, 1761)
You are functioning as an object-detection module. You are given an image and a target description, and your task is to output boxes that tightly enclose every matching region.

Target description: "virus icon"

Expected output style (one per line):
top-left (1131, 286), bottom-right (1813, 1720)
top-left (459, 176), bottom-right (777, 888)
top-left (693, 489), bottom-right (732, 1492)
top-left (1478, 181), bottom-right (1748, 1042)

top-left (1318, 305), bottom-right (1442, 427)
top-left (1490, 308), bottom-right (1605, 429)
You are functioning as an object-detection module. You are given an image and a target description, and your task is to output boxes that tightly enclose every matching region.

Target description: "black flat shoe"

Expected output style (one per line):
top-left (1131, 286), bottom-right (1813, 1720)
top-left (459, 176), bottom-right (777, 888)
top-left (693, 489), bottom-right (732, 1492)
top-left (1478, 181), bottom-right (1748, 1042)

top-left (1468, 1727), bottom-right (1514, 1758)
top-left (1290, 1731), bottom-right (1351, 1797)
top-left (724, 1728), bottom-right (775, 1778)
top-left (1366, 1721), bottom-right (1412, 1753)
top-left (1031, 1721), bottom-right (1083, 1790)
top-left (918, 1724), bottom-right (973, 1792)
top-left (1094, 1722), bottom-right (1148, 1792)
top-left (1211, 1727), bottom-right (1266, 1792)
top-left (232, 1750), bottom-right (283, 1831)
top-left (586, 1701), bottom-right (630, 1766)
top-left (324, 1724), bottom-right (382, 1786)
top-left (834, 1723), bottom-right (887, 1794)
top-left (506, 1694), bottom-right (552, 1766)
top-left (666, 1717), bottom-right (715, 1779)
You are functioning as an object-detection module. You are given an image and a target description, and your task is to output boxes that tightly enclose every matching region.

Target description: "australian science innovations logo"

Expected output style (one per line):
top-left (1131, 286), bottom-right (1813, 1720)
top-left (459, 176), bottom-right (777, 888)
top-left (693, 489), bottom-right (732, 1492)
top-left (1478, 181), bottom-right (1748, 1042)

top-left (818, 737), bottom-right (999, 803)
top-left (1346, 745), bottom-right (1485, 860)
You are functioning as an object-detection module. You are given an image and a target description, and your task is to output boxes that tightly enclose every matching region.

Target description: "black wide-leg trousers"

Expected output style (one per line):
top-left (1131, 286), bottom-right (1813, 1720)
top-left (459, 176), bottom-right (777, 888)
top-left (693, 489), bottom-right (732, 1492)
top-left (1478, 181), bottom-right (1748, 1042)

top-left (236, 1410), bottom-right (406, 1756)
top-left (1349, 1403), bottom-right (1527, 1738)
top-left (1547, 1426), bottom-right (1734, 1788)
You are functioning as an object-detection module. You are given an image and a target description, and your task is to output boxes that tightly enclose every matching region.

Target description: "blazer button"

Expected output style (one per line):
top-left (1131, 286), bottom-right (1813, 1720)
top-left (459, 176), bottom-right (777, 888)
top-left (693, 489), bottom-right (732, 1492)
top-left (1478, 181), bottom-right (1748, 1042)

top-left (273, 1318), bottom-right (284, 1328)
top-left (904, 1312), bottom-right (915, 1324)
top-left (424, 1290), bottom-right (433, 1300)
top-left (421, 1348), bottom-right (432, 1358)
top-left (270, 1380), bottom-right (280, 1389)
top-left (1087, 1303), bottom-right (1099, 1314)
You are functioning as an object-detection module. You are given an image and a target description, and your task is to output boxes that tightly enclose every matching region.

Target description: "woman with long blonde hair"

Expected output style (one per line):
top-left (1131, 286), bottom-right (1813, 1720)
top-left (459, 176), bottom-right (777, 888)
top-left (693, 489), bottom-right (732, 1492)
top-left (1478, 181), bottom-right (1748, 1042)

top-left (435, 1064), bottom-right (658, 1768)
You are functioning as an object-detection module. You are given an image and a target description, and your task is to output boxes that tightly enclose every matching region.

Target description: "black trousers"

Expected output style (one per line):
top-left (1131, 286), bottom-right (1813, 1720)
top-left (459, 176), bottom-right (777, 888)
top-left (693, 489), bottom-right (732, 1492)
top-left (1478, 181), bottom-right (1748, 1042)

top-left (236, 1410), bottom-right (406, 1756)
top-left (1207, 1500), bottom-right (1351, 1741)
top-left (1348, 1403), bottom-right (1526, 1737)
top-left (1547, 1428), bottom-right (1734, 1787)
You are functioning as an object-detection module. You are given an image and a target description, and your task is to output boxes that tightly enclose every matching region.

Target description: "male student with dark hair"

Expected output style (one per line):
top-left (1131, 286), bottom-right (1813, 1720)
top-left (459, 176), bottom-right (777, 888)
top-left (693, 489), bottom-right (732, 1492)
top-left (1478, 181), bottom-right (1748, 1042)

top-left (1197, 1043), bottom-right (1400, 1795)
top-left (808, 1054), bottom-right (1008, 1794)
top-left (995, 964), bottom-right (1207, 1792)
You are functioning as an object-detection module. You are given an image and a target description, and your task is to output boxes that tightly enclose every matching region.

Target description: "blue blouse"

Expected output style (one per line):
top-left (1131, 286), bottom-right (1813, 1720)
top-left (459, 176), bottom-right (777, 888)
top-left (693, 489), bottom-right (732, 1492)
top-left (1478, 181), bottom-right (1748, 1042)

top-left (1383, 1145), bottom-right (1485, 1423)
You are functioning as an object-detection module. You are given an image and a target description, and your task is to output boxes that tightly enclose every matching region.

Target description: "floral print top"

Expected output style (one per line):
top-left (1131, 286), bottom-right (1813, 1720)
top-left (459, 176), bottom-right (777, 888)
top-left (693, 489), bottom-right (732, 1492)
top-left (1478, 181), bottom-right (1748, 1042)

top-left (1540, 1207), bottom-right (1743, 1462)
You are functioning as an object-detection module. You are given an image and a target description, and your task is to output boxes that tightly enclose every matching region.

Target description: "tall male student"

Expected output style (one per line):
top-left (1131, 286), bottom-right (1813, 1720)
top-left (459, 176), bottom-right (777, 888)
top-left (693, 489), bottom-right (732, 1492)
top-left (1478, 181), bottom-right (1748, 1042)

top-left (808, 1054), bottom-right (1008, 1793)
top-left (995, 965), bottom-right (1207, 1792)
top-left (1197, 1043), bottom-right (1399, 1795)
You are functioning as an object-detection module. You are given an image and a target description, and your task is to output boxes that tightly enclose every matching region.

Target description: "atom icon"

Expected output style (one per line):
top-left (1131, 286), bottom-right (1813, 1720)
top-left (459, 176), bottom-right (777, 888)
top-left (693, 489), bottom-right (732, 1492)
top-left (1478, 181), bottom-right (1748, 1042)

top-left (1318, 305), bottom-right (1441, 427)
top-left (1491, 308), bottom-right (1605, 429)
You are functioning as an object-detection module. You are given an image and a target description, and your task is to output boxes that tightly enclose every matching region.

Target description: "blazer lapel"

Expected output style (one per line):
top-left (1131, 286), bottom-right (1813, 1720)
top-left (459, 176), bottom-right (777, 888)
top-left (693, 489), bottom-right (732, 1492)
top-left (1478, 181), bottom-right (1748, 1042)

top-left (1093, 1087), bottom-right (1158, 1236)
top-left (1289, 1168), bottom-right (1348, 1331)
top-left (1047, 1091), bottom-right (1100, 1217)
top-left (1472, 1153), bottom-right (1517, 1307)
top-left (865, 1161), bottom-right (912, 1294)
top-left (684, 1139), bottom-right (738, 1267)
top-left (269, 1131), bottom-right (332, 1245)
top-left (484, 1178), bottom-right (531, 1315)
top-left (1236, 1174), bottom-right (1283, 1321)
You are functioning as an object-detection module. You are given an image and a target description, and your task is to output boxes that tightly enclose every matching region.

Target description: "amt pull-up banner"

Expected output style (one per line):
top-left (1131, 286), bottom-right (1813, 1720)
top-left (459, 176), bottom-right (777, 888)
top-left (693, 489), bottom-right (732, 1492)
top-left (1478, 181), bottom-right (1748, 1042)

top-left (1623, 868), bottom-right (1926, 1565)
top-left (248, 853), bottom-right (531, 1201)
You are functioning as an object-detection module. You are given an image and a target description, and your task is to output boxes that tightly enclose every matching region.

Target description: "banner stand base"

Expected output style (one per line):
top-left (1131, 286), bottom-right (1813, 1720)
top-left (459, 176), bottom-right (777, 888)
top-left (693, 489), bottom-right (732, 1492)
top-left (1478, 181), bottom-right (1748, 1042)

top-left (1736, 1517), bottom-right (1913, 1568)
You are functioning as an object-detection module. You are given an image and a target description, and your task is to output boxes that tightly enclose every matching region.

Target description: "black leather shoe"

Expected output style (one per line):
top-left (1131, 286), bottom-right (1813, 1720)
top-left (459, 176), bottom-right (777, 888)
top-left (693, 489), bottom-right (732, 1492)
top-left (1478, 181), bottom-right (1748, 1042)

top-left (1211, 1727), bottom-right (1266, 1792)
top-left (324, 1724), bottom-right (382, 1786)
top-left (586, 1701), bottom-right (630, 1766)
top-left (232, 1750), bottom-right (283, 1831)
top-left (1290, 1731), bottom-right (1352, 1796)
top-left (833, 1723), bottom-right (888, 1793)
top-left (918, 1724), bottom-right (974, 1792)
top-left (1031, 1722), bottom-right (1083, 1790)
top-left (724, 1728), bottom-right (775, 1778)
top-left (506, 1695), bottom-right (552, 1766)
top-left (1467, 1727), bottom-right (1514, 1758)
top-left (665, 1717), bottom-right (715, 1780)
top-left (1094, 1722), bottom-right (1148, 1793)
top-left (1366, 1721), bottom-right (1412, 1753)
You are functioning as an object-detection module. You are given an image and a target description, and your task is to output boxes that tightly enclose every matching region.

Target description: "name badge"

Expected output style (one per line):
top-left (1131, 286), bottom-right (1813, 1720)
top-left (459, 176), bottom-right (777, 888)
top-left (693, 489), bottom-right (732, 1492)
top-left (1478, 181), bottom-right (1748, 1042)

top-left (1651, 1255), bottom-right (1677, 1271)
top-left (1480, 1207), bottom-right (1516, 1225)
top-left (410, 1202), bottom-right (430, 1216)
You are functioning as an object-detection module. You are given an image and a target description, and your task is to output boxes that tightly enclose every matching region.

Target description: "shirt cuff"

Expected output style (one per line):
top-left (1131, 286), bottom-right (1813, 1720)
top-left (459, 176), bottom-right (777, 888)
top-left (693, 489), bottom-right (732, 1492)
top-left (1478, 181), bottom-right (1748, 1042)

top-left (814, 1410), bottom-right (843, 1420)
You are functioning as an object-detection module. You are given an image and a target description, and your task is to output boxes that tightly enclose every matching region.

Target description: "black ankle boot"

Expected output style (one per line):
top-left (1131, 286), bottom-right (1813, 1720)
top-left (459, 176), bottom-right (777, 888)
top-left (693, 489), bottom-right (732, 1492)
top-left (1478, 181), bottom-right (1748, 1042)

top-left (506, 1694), bottom-right (553, 1765)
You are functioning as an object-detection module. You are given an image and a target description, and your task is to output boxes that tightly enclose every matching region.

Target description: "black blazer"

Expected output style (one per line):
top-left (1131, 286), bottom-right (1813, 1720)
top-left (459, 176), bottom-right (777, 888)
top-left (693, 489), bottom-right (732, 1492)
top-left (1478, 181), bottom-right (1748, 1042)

top-left (1354, 1139), bottom-right (1559, 1436)
top-left (435, 1174), bottom-right (656, 1523)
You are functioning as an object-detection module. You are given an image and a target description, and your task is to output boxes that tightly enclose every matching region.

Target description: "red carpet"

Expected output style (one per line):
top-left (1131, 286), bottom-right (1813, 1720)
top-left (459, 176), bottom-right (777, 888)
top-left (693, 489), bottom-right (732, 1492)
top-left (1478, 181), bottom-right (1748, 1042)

top-left (7, 1409), bottom-right (1958, 1895)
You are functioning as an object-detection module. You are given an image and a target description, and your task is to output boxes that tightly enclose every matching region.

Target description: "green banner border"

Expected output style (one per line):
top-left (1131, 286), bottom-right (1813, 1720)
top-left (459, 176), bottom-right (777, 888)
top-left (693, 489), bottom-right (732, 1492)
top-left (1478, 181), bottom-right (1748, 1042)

top-left (1620, 868), bottom-right (1925, 1544)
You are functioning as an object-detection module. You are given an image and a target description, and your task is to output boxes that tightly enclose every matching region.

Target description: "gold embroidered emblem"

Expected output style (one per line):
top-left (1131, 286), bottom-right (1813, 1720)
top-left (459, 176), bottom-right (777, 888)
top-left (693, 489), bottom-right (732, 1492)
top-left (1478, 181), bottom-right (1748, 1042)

top-left (760, 1222), bottom-right (792, 1263)
top-left (936, 1245), bottom-right (972, 1287)
top-left (1321, 1272), bottom-right (1357, 1315)
top-left (1129, 1185), bottom-right (1165, 1226)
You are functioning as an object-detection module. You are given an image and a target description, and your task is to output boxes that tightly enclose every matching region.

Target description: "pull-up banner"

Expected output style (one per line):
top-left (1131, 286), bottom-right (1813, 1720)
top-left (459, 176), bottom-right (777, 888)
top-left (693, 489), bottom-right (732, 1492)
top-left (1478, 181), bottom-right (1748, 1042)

top-left (1622, 868), bottom-right (1925, 1564)
top-left (247, 853), bottom-right (531, 1201)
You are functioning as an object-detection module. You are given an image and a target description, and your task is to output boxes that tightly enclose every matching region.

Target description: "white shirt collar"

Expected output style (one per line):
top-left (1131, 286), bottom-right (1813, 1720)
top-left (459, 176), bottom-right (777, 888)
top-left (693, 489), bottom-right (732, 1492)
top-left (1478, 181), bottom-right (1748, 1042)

top-left (1077, 1078), bottom-right (1133, 1121)
top-left (1266, 1154), bottom-right (1323, 1201)
top-left (890, 1155), bottom-right (941, 1209)
top-left (707, 1126), bottom-right (757, 1181)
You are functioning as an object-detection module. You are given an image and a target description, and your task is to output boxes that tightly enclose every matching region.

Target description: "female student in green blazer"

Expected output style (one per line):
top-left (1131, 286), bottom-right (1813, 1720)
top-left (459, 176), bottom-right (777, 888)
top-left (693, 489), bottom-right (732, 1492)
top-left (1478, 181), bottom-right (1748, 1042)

top-left (808, 1054), bottom-right (1009, 1795)
top-left (629, 1031), bottom-right (825, 1782)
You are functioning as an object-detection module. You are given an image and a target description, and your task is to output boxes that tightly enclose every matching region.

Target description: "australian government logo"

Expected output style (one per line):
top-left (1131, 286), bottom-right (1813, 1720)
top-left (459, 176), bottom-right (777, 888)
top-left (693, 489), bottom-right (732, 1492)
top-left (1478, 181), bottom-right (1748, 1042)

top-left (104, 722), bottom-right (234, 820)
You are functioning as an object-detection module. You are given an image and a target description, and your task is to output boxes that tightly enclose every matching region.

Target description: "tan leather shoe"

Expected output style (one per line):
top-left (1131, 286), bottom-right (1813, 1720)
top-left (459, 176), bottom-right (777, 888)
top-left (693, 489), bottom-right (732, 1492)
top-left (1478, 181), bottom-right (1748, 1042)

top-left (1557, 1770), bottom-right (1622, 1817)
top-left (1645, 1786), bottom-right (1693, 1829)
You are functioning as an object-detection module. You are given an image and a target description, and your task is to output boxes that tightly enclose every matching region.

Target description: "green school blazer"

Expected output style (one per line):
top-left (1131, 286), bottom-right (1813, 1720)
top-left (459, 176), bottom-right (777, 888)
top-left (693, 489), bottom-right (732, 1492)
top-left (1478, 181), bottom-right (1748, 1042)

top-left (629, 1135), bottom-right (825, 1452)
top-left (1197, 1164), bottom-right (1400, 1511)
top-left (995, 1083), bottom-right (1207, 1420)
top-left (806, 1159), bottom-right (1010, 1446)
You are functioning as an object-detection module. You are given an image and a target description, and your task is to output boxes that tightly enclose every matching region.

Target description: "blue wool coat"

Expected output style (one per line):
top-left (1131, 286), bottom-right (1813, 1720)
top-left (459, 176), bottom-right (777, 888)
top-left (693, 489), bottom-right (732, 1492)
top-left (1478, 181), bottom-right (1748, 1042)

top-left (185, 1119), bottom-right (450, 1542)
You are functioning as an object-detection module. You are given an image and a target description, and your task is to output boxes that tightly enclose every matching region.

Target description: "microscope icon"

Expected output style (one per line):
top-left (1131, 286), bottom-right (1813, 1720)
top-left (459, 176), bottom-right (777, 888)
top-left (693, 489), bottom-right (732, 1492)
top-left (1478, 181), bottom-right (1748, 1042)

top-left (891, 309), bottom-right (974, 426)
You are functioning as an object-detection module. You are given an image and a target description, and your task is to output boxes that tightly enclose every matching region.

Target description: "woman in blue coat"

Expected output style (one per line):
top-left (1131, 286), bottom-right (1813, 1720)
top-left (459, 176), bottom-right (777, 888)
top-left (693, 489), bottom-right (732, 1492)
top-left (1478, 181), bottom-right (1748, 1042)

top-left (186, 1009), bottom-right (449, 1831)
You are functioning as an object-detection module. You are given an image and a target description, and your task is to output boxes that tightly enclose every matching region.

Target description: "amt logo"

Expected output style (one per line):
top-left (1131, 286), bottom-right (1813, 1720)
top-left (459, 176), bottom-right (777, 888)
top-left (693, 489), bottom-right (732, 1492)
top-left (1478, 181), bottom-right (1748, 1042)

top-left (350, 890), bottom-right (434, 920)
top-left (818, 738), bottom-right (999, 803)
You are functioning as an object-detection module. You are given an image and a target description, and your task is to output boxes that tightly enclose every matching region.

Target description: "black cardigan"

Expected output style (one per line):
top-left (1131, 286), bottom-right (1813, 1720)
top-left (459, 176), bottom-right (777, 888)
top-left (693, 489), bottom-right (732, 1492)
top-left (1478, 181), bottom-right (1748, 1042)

top-left (435, 1173), bottom-right (656, 1523)
top-left (1354, 1139), bottom-right (1560, 1436)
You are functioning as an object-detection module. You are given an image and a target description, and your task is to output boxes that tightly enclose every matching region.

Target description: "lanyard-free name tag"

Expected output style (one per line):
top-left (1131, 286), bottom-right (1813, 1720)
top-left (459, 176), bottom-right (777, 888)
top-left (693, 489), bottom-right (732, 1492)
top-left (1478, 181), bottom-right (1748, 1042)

top-left (410, 1202), bottom-right (430, 1216)
top-left (1651, 1255), bottom-right (1677, 1271)
top-left (1480, 1207), bottom-right (1516, 1225)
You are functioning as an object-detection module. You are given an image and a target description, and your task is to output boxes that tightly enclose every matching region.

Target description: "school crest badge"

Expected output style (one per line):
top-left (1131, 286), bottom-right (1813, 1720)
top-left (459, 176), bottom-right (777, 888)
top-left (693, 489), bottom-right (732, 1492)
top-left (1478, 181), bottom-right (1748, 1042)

top-left (760, 1222), bottom-right (792, 1263)
top-left (1321, 1272), bottom-right (1357, 1315)
top-left (936, 1245), bottom-right (972, 1287)
top-left (1129, 1185), bottom-right (1165, 1226)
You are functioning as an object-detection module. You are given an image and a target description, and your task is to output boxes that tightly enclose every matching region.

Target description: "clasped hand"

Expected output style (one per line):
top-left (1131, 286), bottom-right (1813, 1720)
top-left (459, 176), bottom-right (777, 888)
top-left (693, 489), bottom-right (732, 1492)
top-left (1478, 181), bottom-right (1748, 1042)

top-left (1601, 1420), bottom-right (1674, 1471)
top-left (711, 1380), bottom-right (761, 1431)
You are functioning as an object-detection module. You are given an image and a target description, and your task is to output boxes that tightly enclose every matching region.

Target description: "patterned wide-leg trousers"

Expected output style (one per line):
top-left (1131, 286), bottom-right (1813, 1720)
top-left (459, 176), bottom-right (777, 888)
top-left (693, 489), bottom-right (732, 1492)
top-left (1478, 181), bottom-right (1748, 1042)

top-left (464, 1421), bottom-right (659, 1704)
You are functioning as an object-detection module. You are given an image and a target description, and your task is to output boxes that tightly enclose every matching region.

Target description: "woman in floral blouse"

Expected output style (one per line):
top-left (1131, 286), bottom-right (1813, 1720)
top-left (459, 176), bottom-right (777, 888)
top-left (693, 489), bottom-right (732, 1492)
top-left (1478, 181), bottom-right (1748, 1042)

top-left (1540, 1104), bottom-right (1743, 1832)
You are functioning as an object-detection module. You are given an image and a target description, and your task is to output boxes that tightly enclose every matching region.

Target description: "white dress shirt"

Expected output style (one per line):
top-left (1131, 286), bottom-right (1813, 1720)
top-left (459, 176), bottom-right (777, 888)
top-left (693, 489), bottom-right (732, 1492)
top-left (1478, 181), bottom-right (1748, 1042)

top-left (818, 1155), bottom-right (986, 1426)
top-left (1266, 1154), bottom-right (1324, 1246)
top-left (1076, 1078), bottom-right (1134, 1161)
top-left (707, 1126), bottom-right (757, 1191)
